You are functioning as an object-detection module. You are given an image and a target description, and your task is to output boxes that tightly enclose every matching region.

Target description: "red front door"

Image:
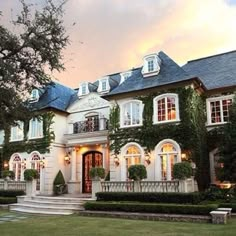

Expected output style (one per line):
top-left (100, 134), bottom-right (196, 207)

top-left (82, 151), bottom-right (103, 193)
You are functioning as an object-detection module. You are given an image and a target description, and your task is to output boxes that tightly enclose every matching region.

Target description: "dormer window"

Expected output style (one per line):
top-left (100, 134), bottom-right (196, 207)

top-left (120, 71), bottom-right (132, 84)
top-left (78, 82), bottom-right (89, 97)
top-left (29, 89), bottom-right (39, 103)
top-left (142, 53), bottom-right (161, 77)
top-left (97, 77), bottom-right (110, 93)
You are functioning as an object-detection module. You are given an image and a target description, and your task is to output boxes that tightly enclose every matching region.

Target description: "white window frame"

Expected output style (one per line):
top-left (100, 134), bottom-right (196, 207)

top-left (206, 95), bottom-right (234, 126)
top-left (29, 117), bottom-right (43, 139)
top-left (29, 89), bottom-right (39, 103)
top-left (142, 53), bottom-right (161, 77)
top-left (10, 121), bottom-right (24, 142)
top-left (120, 71), bottom-right (132, 84)
top-left (0, 130), bottom-right (4, 145)
top-left (97, 77), bottom-right (110, 93)
top-left (153, 93), bottom-right (180, 124)
top-left (78, 82), bottom-right (89, 97)
top-left (120, 100), bottom-right (144, 128)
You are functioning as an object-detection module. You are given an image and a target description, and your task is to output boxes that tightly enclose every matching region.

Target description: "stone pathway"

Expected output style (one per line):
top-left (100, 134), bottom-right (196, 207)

top-left (0, 214), bottom-right (28, 224)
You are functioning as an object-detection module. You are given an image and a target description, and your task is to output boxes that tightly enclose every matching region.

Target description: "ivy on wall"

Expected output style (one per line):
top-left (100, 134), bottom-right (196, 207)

top-left (0, 111), bottom-right (55, 164)
top-left (109, 87), bottom-right (210, 190)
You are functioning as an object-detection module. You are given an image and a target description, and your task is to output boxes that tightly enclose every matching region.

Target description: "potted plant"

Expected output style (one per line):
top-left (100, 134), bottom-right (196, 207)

top-left (24, 169), bottom-right (39, 196)
top-left (128, 164), bottom-right (147, 181)
top-left (173, 162), bottom-right (192, 180)
top-left (89, 167), bottom-right (105, 180)
top-left (53, 170), bottom-right (67, 195)
top-left (2, 170), bottom-right (15, 180)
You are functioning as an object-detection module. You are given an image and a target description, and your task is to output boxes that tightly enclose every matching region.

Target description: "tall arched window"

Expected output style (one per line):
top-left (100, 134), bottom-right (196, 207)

top-left (30, 152), bottom-right (41, 191)
top-left (120, 100), bottom-right (143, 128)
top-left (153, 94), bottom-right (179, 124)
top-left (10, 154), bottom-right (22, 181)
top-left (122, 143), bottom-right (143, 180)
top-left (155, 139), bottom-right (181, 181)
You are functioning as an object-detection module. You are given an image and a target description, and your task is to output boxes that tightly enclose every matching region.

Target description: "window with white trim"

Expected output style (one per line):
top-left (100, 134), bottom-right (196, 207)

top-left (29, 89), bottom-right (39, 103)
top-left (120, 100), bottom-right (143, 127)
top-left (206, 95), bottom-right (233, 125)
top-left (10, 121), bottom-right (24, 141)
top-left (153, 94), bottom-right (180, 124)
top-left (0, 130), bottom-right (4, 145)
top-left (11, 154), bottom-right (22, 181)
top-left (123, 144), bottom-right (142, 180)
top-left (120, 71), bottom-right (132, 84)
top-left (148, 60), bottom-right (154, 72)
top-left (141, 54), bottom-right (161, 77)
top-left (29, 117), bottom-right (43, 139)
top-left (81, 84), bottom-right (87, 95)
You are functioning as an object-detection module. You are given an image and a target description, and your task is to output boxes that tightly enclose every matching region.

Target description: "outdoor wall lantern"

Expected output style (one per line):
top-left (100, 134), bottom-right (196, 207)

top-left (64, 154), bottom-right (71, 165)
top-left (145, 153), bottom-right (151, 165)
top-left (39, 157), bottom-right (45, 168)
top-left (3, 161), bottom-right (9, 169)
top-left (114, 155), bottom-right (120, 167)
top-left (21, 158), bottom-right (27, 169)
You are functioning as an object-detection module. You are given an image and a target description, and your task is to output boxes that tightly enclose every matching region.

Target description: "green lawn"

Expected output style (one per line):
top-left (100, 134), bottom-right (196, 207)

top-left (0, 212), bottom-right (235, 236)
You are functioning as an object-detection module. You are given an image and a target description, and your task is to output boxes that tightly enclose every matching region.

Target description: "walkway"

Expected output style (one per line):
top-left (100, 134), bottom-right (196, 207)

top-left (0, 213), bottom-right (28, 224)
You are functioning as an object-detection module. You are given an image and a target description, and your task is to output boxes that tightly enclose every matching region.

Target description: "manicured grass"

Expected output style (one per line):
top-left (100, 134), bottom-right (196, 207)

top-left (0, 212), bottom-right (235, 236)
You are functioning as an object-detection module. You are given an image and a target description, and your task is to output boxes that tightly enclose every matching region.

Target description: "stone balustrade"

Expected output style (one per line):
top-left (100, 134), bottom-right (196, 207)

top-left (0, 180), bottom-right (26, 191)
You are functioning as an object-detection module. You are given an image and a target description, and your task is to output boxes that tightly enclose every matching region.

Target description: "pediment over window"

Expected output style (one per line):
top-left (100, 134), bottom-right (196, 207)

top-left (141, 53), bottom-right (161, 77)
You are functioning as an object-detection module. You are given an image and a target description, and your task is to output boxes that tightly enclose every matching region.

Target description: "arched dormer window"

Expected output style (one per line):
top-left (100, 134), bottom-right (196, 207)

top-left (153, 93), bottom-right (180, 124)
top-left (29, 89), bottom-right (39, 103)
top-left (141, 54), bottom-right (161, 77)
top-left (78, 82), bottom-right (89, 97)
top-left (97, 76), bottom-right (110, 93)
top-left (120, 100), bottom-right (144, 128)
top-left (120, 71), bottom-right (132, 84)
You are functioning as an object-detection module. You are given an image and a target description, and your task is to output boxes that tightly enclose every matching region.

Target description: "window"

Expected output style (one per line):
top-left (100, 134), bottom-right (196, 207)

top-left (141, 53), bottom-right (161, 77)
top-left (29, 117), bottom-right (43, 139)
top-left (156, 139), bottom-right (181, 181)
top-left (10, 121), bottom-right (24, 141)
top-left (101, 79), bottom-right (107, 91)
top-left (98, 77), bottom-right (110, 93)
top-left (11, 154), bottom-right (22, 181)
top-left (30, 152), bottom-right (41, 191)
top-left (0, 130), bottom-right (4, 145)
top-left (78, 82), bottom-right (89, 96)
top-left (123, 144), bottom-right (142, 180)
top-left (81, 84), bottom-right (86, 95)
top-left (120, 71), bottom-right (132, 84)
top-left (206, 95), bottom-right (234, 125)
top-left (153, 94), bottom-right (179, 124)
top-left (120, 100), bottom-right (143, 127)
top-left (29, 89), bottom-right (39, 103)
top-left (148, 60), bottom-right (154, 72)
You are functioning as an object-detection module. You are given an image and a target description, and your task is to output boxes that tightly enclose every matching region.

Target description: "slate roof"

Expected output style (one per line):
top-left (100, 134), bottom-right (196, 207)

top-left (30, 82), bottom-right (76, 112)
top-left (182, 50), bottom-right (236, 90)
top-left (106, 51), bottom-right (194, 96)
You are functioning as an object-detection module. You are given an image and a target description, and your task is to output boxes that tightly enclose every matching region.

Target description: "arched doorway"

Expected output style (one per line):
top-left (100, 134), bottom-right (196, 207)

top-left (10, 154), bottom-right (22, 181)
top-left (30, 152), bottom-right (41, 191)
top-left (82, 151), bottom-right (103, 193)
top-left (155, 139), bottom-right (181, 181)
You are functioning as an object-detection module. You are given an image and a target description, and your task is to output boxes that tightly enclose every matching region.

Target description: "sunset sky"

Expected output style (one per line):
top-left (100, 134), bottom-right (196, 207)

top-left (1, 0), bottom-right (236, 88)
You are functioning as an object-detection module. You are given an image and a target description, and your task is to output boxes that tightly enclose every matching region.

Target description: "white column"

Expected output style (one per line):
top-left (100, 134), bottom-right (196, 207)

top-left (70, 147), bottom-right (77, 181)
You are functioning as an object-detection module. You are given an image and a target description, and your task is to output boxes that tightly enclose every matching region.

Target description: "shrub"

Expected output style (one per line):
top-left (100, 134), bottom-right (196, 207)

top-left (105, 171), bottom-right (110, 181)
top-left (173, 162), bottom-right (192, 180)
top-left (219, 203), bottom-right (236, 212)
top-left (0, 190), bottom-right (25, 197)
top-left (2, 170), bottom-right (15, 179)
top-left (84, 201), bottom-right (217, 215)
top-left (0, 197), bottom-right (17, 204)
top-left (89, 167), bottom-right (105, 180)
top-left (24, 169), bottom-right (39, 181)
top-left (53, 170), bottom-right (66, 195)
top-left (96, 192), bottom-right (202, 204)
top-left (128, 165), bottom-right (147, 181)
top-left (201, 186), bottom-right (234, 201)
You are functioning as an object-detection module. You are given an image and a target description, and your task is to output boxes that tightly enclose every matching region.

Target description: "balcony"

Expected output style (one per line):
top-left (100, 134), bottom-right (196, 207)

top-left (73, 117), bottom-right (108, 134)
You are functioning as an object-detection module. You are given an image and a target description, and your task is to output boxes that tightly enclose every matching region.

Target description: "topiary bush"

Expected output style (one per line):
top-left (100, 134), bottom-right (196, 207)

top-left (173, 162), bottom-right (192, 180)
top-left (128, 165), bottom-right (147, 181)
top-left (24, 169), bottom-right (39, 181)
top-left (2, 170), bottom-right (15, 180)
top-left (53, 170), bottom-right (66, 195)
top-left (89, 167), bottom-right (105, 180)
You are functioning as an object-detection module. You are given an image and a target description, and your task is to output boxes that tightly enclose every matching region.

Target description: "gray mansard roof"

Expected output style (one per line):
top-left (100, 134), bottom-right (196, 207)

top-left (182, 50), bottom-right (236, 90)
top-left (106, 51), bottom-right (194, 96)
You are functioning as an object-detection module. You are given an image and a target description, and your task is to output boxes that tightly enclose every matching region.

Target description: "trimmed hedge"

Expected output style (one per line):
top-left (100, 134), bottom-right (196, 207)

top-left (96, 192), bottom-right (202, 204)
top-left (0, 197), bottom-right (17, 204)
top-left (219, 203), bottom-right (236, 212)
top-left (84, 201), bottom-right (217, 215)
top-left (0, 190), bottom-right (25, 197)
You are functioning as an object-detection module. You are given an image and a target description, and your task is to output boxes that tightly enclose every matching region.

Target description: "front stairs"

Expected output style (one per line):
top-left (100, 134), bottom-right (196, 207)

top-left (10, 195), bottom-right (92, 215)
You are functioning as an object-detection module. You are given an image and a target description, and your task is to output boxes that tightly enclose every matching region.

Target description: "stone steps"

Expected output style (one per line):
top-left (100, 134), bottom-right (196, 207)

top-left (9, 195), bottom-right (92, 215)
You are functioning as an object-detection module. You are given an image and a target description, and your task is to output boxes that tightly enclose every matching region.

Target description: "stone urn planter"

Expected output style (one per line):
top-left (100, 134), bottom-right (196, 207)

top-left (89, 167), bottom-right (105, 199)
top-left (24, 169), bottom-right (39, 196)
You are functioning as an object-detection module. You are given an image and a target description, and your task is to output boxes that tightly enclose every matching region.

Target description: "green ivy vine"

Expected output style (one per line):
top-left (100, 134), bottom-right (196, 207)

top-left (109, 87), bottom-right (210, 190)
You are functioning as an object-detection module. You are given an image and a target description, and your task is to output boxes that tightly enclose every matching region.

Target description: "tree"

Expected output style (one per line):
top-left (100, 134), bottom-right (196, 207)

top-left (0, 0), bottom-right (69, 129)
top-left (217, 94), bottom-right (236, 182)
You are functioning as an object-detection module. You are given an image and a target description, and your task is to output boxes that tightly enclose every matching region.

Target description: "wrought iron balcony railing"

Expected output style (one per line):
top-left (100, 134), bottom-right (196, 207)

top-left (73, 118), bottom-right (108, 134)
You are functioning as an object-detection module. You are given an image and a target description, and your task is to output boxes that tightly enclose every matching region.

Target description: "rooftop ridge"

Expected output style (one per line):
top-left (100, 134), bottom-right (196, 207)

top-left (187, 50), bottom-right (236, 63)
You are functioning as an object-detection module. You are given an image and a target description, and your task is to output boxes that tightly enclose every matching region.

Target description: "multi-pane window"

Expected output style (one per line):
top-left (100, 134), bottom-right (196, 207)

top-left (124, 145), bottom-right (142, 180)
top-left (31, 153), bottom-right (41, 191)
top-left (121, 100), bottom-right (143, 127)
top-left (153, 94), bottom-right (179, 124)
top-left (12, 155), bottom-right (22, 181)
top-left (10, 121), bottom-right (24, 141)
top-left (29, 118), bottom-right (43, 139)
top-left (81, 84), bottom-right (86, 95)
top-left (148, 60), bottom-right (154, 72)
top-left (101, 79), bottom-right (107, 91)
top-left (207, 95), bottom-right (233, 125)
top-left (0, 130), bottom-right (4, 144)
